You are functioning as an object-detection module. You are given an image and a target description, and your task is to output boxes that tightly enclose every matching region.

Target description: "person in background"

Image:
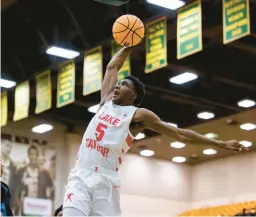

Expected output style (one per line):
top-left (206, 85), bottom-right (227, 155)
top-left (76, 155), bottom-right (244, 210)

top-left (54, 205), bottom-right (63, 216)
top-left (15, 145), bottom-right (54, 215)
top-left (1, 156), bottom-right (14, 216)
top-left (1, 134), bottom-right (16, 187)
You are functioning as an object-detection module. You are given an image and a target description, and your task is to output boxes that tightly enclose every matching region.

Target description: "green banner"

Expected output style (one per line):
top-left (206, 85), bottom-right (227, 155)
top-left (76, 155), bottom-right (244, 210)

top-left (83, 46), bottom-right (102, 96)
top-left (223, 0), bottom-right (250, 44)
top-left (177, 0), bottom-right (202, 59)
top-left (1, 92), bottom-right (8, 126)
top-left (57, 62), bottom-right (75, 108)
top-left (111, 40), bottom-right (131, 80)
top-left (35, 70), bottom-right (52, 114)
top-left (13, 81), bottom-right (30, 121)
top-left (145, 17), bottom-right (167, 73)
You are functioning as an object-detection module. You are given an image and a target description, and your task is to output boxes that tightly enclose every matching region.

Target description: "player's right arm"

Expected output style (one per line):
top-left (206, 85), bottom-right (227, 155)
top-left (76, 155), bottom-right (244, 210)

top-left (133, 108), bottom-right (246, 152)
top-left (100, 46), bottom-right (134, 106)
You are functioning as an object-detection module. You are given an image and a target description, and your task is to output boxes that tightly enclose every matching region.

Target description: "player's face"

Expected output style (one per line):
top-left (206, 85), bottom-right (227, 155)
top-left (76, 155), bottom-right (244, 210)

top-left (112, 79), bottom-right (136, 105)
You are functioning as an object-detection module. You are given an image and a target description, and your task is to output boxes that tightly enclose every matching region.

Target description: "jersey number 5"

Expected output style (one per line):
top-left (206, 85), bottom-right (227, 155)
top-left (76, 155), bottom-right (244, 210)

top-left (96, 123), bottom-right (108, 141)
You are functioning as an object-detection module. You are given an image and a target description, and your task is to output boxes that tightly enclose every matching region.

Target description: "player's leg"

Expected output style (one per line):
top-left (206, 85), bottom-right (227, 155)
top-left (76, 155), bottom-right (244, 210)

top-left (89, 175), bottom-right (121, 216)
top-left (63, 207), bottom-right (85, 216)
top-left (63, 169), bottom-right (92, 216)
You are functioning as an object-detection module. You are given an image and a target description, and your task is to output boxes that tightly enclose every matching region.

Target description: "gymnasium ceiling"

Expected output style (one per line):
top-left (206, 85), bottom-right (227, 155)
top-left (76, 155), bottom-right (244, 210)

top-left (1, 0), bottom-right (256, 163)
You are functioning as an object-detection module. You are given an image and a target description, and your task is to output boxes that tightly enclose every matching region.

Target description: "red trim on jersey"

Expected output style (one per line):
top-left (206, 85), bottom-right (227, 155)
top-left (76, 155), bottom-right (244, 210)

top-left (126, 133), bottom-right (133, 147)
top-left (118, 157), bottom-right (122, 165)
top-left (121, 148), bottom-right (124, 155)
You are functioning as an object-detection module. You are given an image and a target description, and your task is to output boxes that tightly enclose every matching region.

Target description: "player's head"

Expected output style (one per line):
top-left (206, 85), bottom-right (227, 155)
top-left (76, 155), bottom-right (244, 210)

top-left (112, 75), bottom-right (145, 106)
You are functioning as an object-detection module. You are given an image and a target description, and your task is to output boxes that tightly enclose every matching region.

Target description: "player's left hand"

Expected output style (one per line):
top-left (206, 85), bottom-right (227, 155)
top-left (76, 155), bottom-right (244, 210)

top-left (219, 140), bottom-right (247, 152)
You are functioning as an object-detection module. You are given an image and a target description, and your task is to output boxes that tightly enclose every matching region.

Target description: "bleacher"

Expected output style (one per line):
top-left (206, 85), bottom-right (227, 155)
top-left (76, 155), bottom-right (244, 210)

top-left (180, 201), bottom-right (256, 216)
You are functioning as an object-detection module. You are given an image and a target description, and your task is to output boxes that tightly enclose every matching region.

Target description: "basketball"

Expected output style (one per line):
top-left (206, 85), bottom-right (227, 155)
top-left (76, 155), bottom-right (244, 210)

top-left (112, 14), bottom-right (145, 47)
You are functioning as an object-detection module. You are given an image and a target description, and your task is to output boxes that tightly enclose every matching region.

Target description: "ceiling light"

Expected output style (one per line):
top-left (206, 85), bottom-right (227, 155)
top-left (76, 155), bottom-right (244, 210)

top-left (140, 149), bottom-right (154, 157)
top-left (46, 46), bottom-right (80, 59)
top-left (0, 78), bottom-right (16, 88)
top-left (240, 123), bottom-right (256, 131)
top-left (204, 133), bottom-right (218, 139)
top-left (170, 141), bottom-right (185, 148)
top-left (237, 99), bottom-right (255, 108)
top-left (172, 156), bottom-right (186, 163)
top-left (239, 141), bottom-right (252, 147)
top-left (168, 122), bottom-right (178, 127)
top-left (197, 112), bottom-right (215, 120)
top-left (146, 0), bottom-right (185, 10)
top-left (135, 133), bottom-right (145, 140)
top-left (88, 104), bottom-right (100, 113)
top-left (32, 124), bottom-right (53, 134)
top-left (169, 72), bottom-right (198, 84)
top-left (203, 149), bottom-right (217, 155)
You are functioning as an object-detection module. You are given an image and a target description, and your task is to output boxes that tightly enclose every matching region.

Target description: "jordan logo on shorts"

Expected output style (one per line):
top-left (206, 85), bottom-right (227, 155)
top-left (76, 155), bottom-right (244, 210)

top-left (66, 193), bottom-right (74, 202)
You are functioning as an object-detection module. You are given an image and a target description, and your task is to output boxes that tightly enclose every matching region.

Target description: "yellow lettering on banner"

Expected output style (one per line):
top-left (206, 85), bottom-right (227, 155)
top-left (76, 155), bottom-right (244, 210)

top-left (60, 76), bottom-right (71, 84)
top-left (60, 68), bottom-right (72, 78)
top-left (85, 59), bottom-right (101, 66)
top-left (59, 87), bottom-right (72, 96)
top-left (60, 82), bottom-right (71, 90)
top-left (152, 62), bottom-right (160, 69)
top-left (180, 32), bottom-right (199, 43)
top-left (189, 23), bottom-right (199, 31)
top-left (225, 0), bottom-right (242, 8)
top-left (185, 43), bottom-right (194, 50)
top-left (228, 12), bottom-right (244, 23)
top-left (180, 16), bottom-right (195, 27)
top-left (179, 8), bottom-right (198, 19)
top-left (231, 28), bottom-right (242, 36)
top-left (148, 26), bottom-right (155, 33)
top-left (89, 53), bottom-right (100, 60)
top-left (147, 48), bottom-right (165, 59)
top-left (226, 18), bottom-right (247, 31)
top-left (151, 38), bottom-right (161, 45)
top-left (227, 3), bottom-right (245, 15)
top-left (150, 43), bottom-right (163, 51)
top-left (63, 94), bottom-right (69, 100)
top-left (147, 53), bottom-right (166, 65)
top-left (60, 71), bottom-right (69, 78)
top-left (148, 29), bottom-right (164, 40)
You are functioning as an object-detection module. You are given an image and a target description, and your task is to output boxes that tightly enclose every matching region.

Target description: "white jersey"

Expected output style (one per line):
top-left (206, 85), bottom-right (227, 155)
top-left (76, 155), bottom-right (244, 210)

top-left (75, 100), bottom-right (138, 171)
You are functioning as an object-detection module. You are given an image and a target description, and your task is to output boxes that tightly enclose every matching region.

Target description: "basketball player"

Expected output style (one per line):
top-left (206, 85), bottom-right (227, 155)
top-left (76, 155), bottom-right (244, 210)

top-left (63, 46), bottom-right (245, 216)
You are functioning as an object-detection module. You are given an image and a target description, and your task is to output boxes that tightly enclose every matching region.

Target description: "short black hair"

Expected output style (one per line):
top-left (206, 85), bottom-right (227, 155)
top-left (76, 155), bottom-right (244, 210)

top-left (125, 75), bottom-right (145, 106)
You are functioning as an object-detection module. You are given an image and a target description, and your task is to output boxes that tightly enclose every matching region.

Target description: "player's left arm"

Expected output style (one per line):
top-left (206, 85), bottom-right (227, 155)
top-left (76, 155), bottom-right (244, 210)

top-left (135, 108), bottom-right (246, 151)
